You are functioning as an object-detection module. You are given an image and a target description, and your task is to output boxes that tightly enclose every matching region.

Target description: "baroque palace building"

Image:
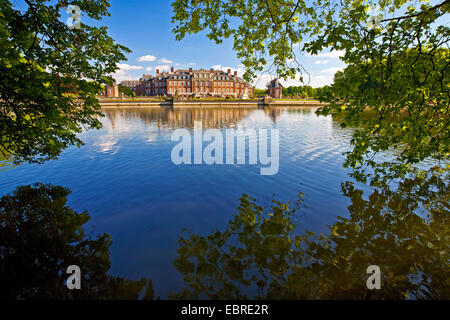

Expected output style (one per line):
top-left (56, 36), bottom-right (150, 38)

top-left (124, 67), bottom-right (254, 98)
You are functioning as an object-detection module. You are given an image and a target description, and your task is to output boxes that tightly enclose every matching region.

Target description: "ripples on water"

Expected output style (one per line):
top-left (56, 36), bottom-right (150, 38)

top-left (0, 107), bottom-right (369, 297)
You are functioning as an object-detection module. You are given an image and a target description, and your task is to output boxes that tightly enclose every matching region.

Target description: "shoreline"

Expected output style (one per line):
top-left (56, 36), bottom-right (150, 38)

top-left (99, 99), bottom-right (327, 109)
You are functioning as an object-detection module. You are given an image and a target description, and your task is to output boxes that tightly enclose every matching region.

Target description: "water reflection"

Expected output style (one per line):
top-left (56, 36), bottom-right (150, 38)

top-left (171, 170), bottom-right (449, 300)
top-left (2, 106), bottom-right (440, 300)
top-left (0, 150), bottom-right (16, 172)
top-left (0, 183), bottom-right (155, 300)
top-left (104, 107), bottom-right (295, 130)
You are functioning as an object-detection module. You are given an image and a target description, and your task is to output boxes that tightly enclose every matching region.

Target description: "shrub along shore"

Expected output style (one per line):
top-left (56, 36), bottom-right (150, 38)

top-left (98, 97), bottom-right (327, 108)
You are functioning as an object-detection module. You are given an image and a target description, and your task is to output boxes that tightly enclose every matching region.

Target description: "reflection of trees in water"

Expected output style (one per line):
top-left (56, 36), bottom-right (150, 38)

top-left (171, 171), bottom-right (449, 300)
top-left (2, 172), bottom-right (447, 300)
top-left (0, 148), bottom-right (16, 172)
top-left (0, 184), bottom-right (155, 300)
top-left (104, 107), bottom-right (289, 130)
top-left (283, 108), bottom-right (316, 116)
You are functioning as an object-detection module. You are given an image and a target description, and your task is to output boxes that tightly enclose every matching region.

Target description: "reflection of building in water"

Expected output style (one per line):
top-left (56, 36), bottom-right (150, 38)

top-left (104, 107), bottom-right (315, 130)
top-left (263, 107), bottom-right (283, 123)
top-left (104, 108), bottom-right (280, 130)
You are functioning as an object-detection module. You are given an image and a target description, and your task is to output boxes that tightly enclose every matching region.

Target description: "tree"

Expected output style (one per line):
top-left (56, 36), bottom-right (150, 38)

top-left (0, 183), bottom-right (155, 300)
top-left (0, 0), bottom-right (130, 164)
top-left (118, 84), bottom-right (136, 98)
top-left (254, 88), bottom-right (267, 96)
top-left (171, 0), bottom-right (449, 184)
top-left (283, 85), bottom-right (319, 98)
top-left (320, 48), bottom-right (449, 185)
top-left (171, 170), bottom-right (449, 300)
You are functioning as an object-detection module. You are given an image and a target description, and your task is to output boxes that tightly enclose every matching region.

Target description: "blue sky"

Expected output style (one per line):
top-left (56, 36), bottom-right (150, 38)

top-left (94, 0), bottom-right (346, 88)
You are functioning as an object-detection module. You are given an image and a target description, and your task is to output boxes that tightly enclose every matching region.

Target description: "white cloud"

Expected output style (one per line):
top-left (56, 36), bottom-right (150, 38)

top-left (252, 72), bottom-right (336, 89)
top-left (154, 65), bottom-right (170, 72)
top-left (111, 63), bottom-right (146, 83)
top-left (117, 63), bottom-right (143, 71)
top-left (146, 67), bottom-right (153, 71)
top-left (321, 67), bottom-right (343, 74)
top-left (252, 74), bottom-right (274, 89)
top-left (314, 60), bottom-right (330, 65)
top-left (137, 55), bottom-right (157, 62)
top-left (308, 75), bottom-right (335, 87)
top-left (112, 69), bottom-right (135, 83)
top-left (160, 58), bottom-right (173, 64)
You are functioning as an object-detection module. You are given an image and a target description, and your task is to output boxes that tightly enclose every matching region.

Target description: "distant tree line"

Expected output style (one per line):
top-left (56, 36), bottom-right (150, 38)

top-left (282, 85), bottom-right (331, 99)
top-left (118, 84), bottom-right (136, 98)
top-left (255, 86), bottom-right (332, 99)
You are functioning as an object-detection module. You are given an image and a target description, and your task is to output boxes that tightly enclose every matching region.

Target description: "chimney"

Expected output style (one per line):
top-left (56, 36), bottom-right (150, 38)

top-left (234, 71), bottom-right (237, 77)
top-left (171, 67), bottom-right (174, 73)
top-left (210, 68), bottom-right (214, 73)
top-left (156, 69), bottom-right (159, 75)
top-left (227, 69), bottom-right (231, 75)
top-left (189, 67), bottom-right (192, 73)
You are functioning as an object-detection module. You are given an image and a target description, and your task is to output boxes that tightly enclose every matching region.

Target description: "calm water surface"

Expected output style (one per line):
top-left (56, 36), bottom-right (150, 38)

top-left (0, 107), bottom-right (370, 297)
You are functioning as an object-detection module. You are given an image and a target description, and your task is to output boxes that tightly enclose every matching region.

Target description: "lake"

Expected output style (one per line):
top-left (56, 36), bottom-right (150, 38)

top-left (0, 106), bottom-right (416, 298)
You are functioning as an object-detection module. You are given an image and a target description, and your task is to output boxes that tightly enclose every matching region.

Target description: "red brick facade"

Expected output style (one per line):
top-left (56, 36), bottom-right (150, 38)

top-left (267, 79), bottom-right (283, 99)
top-left (119, 80), bottom-right (140, 95)
top-left (125, 67), bottom-right (254, 98)
top-left (104, 85), bottom-right (119, 97)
